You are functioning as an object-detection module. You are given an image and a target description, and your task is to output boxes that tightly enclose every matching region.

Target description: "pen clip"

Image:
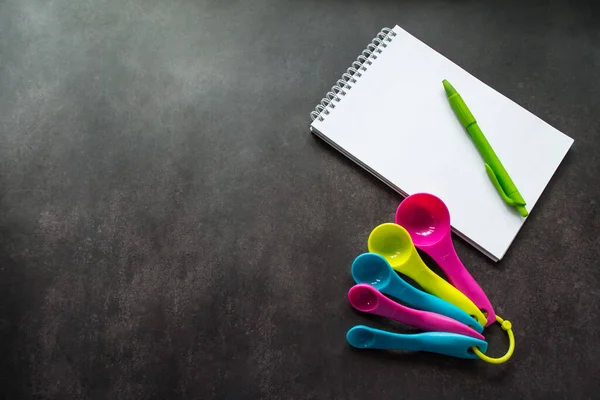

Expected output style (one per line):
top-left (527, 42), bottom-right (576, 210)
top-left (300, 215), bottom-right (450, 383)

top-left (484, 163), bottom-right (517, 206)
top-left (485, 164), bottom-right (529, 216)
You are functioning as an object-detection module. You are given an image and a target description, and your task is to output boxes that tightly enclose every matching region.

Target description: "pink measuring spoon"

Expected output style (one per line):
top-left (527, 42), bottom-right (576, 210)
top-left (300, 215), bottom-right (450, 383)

top-left (348, 284), bottom-right (484, 340)
top-left (395, 193), bottom-right (496, 326)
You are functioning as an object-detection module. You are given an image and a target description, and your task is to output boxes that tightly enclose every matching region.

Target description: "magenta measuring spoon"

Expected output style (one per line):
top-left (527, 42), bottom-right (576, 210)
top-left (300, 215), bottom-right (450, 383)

top-left (395, 193), bottom-right (495, 326)
top-left (348, 284), bottom-right (484, 339)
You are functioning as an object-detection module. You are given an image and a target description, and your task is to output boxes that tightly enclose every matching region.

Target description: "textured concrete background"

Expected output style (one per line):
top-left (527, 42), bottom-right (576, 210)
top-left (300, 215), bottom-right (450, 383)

top-left (1, 0), bottom-right (599, 398)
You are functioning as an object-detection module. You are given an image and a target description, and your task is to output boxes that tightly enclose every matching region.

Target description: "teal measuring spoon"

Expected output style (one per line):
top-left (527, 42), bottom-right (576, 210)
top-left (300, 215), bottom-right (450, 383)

top-left (351, 253), bottom-right (483, 333)
top-left (346, 325), bottom-right (487, 359)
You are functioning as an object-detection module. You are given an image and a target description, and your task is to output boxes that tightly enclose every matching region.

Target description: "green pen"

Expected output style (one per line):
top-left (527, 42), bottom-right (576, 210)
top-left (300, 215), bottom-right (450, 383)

top-left (442, 79), bottom-right (528, 217)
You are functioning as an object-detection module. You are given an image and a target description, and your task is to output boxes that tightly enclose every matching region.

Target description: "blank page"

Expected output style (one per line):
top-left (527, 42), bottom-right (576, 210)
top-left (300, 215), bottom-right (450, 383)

top-left (310, 25), bottom-right (573, 261)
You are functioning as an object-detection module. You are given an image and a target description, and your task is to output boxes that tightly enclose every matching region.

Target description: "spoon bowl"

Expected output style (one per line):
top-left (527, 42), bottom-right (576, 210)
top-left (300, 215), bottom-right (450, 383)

top-left (367, 223), bottom-right (413, 267)
top-left (351, 253), bottom-right (393, 289)
top-left (396, 192), bottom-right (450, 247)
top-left (346, 326), bottom-right (377, 348)
top-left (348, 284), bottom-right (379, 312)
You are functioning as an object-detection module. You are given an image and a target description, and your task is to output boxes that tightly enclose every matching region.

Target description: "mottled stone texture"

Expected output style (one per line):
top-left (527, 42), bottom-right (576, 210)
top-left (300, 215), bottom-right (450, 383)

top-left (0, 0), bottom-right (599, 398)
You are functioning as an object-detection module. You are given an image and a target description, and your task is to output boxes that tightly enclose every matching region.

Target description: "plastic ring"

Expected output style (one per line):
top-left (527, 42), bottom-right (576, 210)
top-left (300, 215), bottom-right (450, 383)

top-left (471, 314), bottom-right (515, 365)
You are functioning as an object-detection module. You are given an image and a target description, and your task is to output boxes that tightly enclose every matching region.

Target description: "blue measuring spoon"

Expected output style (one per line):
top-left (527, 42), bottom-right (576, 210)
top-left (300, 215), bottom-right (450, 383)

top-left (351, 253), bottom-right (483, 333)
top-left (346, 325), bottom-right (487, 359)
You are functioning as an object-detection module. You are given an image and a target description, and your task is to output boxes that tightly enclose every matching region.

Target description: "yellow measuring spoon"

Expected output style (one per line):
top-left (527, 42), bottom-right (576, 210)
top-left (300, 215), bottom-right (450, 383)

top-left (368, 223), bottom-right (486, 326)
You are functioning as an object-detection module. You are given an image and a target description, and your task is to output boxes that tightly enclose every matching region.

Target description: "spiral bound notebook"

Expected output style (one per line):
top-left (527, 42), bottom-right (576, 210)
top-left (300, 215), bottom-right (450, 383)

top-left (310, 25), bottom-right (573, 261)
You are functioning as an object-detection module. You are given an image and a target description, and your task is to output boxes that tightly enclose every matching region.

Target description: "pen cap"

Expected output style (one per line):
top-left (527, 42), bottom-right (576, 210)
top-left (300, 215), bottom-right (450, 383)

top-left (448, 95), bottom-right (476, 128)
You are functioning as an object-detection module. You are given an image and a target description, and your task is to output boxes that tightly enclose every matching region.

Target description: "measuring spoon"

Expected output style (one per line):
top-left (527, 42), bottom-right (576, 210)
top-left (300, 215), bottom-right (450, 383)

top-left (396, 193), bottom-right (495, 326)
top-left (346, 325), bottom-right (487, 359)
top-left (348, 284), bottom-right (484, 339)
top-left (368, 223), bottom-right (486, 326)
top-left (351, 253), bottom-right (482, 332)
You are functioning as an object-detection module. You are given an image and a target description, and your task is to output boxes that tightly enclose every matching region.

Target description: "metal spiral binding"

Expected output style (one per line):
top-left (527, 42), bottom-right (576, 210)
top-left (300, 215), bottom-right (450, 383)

top-left (310, 28), bottom-right (397, 122)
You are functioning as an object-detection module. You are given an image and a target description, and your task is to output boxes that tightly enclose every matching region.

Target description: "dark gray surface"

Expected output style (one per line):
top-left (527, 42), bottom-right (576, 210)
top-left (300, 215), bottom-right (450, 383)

top-left (1, 0), bottom-right (599, 398)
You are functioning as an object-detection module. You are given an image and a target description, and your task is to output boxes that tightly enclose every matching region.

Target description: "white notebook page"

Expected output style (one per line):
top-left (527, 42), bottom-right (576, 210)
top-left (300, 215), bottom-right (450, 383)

top-left (310, 25), bottom-right (573, 261)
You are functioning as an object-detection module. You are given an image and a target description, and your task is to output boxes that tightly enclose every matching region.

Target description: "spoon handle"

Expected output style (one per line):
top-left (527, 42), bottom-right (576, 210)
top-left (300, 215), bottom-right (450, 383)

top-left (406, 256), bottom-right (487, 326)
top-left (386, 274), bottom-right (483, 333)
top-left (372, 290), bottom-right (484, 340)
top-left (346, 325), bottom-right (487, 359)
top-left (424, 237), bottom-right (496, 327)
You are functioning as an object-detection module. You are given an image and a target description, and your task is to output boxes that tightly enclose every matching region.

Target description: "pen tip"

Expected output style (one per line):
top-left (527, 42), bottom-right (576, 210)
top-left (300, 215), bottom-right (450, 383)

top-left (442, 79), bottom-right (457, 97)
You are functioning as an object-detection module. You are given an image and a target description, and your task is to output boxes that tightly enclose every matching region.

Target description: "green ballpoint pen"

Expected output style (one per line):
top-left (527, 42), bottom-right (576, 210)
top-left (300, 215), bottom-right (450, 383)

top-left (442, 79), bottom-right (528, 217)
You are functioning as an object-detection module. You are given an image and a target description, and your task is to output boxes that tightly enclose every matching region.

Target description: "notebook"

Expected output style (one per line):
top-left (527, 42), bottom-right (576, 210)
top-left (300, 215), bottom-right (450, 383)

top-left (310, 25), bottom-right (574, 261)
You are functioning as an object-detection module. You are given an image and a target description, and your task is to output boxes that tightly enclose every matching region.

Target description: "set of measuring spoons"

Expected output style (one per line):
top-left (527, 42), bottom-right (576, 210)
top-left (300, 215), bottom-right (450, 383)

top-left (346, 193), bottom-right (514, 362)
